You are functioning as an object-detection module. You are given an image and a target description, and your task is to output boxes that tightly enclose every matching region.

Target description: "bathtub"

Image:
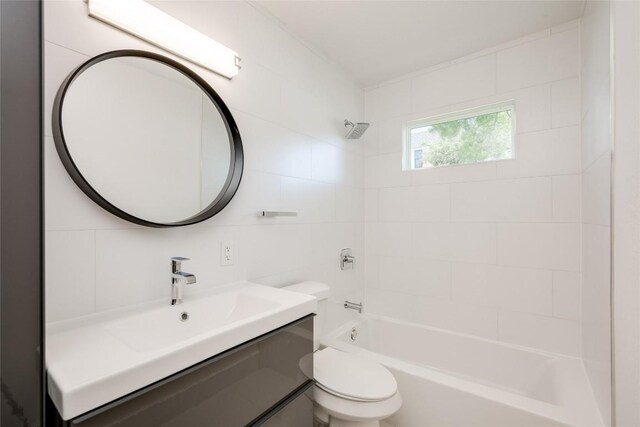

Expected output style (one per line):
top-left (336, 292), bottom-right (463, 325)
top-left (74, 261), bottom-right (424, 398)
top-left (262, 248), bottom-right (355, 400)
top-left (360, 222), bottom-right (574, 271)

top-left (322, 315), bottom-right (603, 427)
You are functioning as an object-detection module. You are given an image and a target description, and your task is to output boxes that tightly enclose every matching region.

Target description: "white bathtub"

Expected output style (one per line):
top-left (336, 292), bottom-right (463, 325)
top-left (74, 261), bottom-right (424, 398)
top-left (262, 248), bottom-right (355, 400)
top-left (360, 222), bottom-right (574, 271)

top-left (322, 315), bottom-right (603, 427)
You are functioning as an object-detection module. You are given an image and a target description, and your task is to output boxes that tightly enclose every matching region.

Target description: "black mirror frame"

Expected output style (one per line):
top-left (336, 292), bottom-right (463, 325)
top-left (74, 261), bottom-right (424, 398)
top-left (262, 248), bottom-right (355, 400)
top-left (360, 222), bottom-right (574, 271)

top-left (52, 49), bottom-right (243, 228)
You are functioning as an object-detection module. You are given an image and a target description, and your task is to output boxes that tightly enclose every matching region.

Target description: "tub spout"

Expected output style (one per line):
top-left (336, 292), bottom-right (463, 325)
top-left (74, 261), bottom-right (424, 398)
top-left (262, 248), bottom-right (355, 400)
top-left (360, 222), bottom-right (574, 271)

top-left (344, 300), bottom-right (362, 314)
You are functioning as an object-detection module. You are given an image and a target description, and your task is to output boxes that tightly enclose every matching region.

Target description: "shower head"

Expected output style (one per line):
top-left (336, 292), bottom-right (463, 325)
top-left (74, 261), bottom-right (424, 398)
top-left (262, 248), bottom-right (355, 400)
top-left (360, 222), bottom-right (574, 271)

top-left (344, 120), bottom-right (370, 140)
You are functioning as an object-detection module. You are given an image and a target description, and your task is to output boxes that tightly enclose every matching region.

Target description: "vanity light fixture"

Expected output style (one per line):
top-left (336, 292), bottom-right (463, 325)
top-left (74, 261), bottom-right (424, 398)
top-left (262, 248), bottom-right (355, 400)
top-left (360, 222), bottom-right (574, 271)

top-left (87, 0), bottom-right (241, 79)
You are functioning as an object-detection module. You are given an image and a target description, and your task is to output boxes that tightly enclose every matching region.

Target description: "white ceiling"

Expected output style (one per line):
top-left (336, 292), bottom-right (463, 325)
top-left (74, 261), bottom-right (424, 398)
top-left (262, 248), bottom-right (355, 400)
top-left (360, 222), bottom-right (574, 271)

top-left (256, 1), bottom-right (585, 87)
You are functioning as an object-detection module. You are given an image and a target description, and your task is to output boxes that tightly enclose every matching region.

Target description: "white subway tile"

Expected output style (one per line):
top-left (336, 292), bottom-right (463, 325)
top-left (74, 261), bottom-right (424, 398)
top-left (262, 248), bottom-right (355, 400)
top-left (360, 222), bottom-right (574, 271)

top-left (311, 141), bottom-right (345, 184)
top-left (234, 111), bottom-right (312, 179)
top-left (498, 311), bottom-right (580, 356)
top-left (407, 185), bottom-right (451, 222)
top-left (379, 185), bottom-right (449, 222)
top-left (581, 86), bottom-right (611, 168)
top-left (552, 78), bottom-right (581, 128)
top-left (497, 126), bottom-right (581, 178)
top-left (231, 62), bottom-right (283, 124)
top-left (239, 224), bottom-right (311, 281)
top-left (379, 256), bottom-right (451, 299)
top-left (497, 28), bottom-right (580, 92)
top-left (449, 223), bottom-right (497, 264)
top-left (514, 84), bottom-right (552, 134)
top-left (362, 121), bottom-right (379, 158)
top-left (552, 174), bottom-right (581, 222)
top-left (364, 80), bottom-right (412, 121)
top-left (211, 170), bottom-right (281, 226)
top-left (411, 54), bottom-right (496, 113)
top-left (281, 82), bottom-right (334, 141)
top-left (368, 222), bottom-right (412, 257)
top-left (411, 222), bottom-right (496, 264)
top-left (582, 153), bottom-right (611, 226)
top-left (411, 222), bottom-right (451, 260)
top-left (378, 187), bottom-right (411, 222)
top-left (494, 178), bottom-right (552, 222)
top-left (46, 230), bottom-right (96, 322)
top-left (281, 177), bottom-right (336, 223)
top-left (581, 223), bottom-right (611, 365)
top-left (451, 181), bottom-right (498, 222)
top-left (553, 271), bottom-right (581, 320)
top-left (336, 185), bottom-right (364, 223)
top-left (364, 189), bottom-right (379, 223)
top-left (452, 177), bottom-right (551, 223)
top-left (377, 117), bottom-right (404, 154)
top-left (498, 223), bottom-right (581, 271)
top-left (369, 152), bottom-right (412, 188)
top-left (452, 263), bottom-right (552, 315)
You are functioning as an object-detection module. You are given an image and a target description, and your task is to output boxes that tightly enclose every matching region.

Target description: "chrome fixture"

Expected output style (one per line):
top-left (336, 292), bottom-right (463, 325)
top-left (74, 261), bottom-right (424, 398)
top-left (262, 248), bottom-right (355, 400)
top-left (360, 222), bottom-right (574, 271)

top-left (344, 300), bottom-right (363, 314)
top-left (258, 211), bottom-right (298, 217)
top-left (344, 119), bottom-right (370, 139)
top-left (171, 257), bottom-right (196, 305)
top-left (340, 248), bottom-right (355, 270)
top-left (350, 327), bottom-right (359, 341)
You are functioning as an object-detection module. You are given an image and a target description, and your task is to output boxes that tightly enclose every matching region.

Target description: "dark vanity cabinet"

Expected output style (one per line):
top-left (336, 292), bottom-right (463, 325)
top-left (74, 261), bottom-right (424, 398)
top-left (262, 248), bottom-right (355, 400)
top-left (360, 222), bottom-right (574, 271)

top-left (47, 316), bottom-right (314, 427)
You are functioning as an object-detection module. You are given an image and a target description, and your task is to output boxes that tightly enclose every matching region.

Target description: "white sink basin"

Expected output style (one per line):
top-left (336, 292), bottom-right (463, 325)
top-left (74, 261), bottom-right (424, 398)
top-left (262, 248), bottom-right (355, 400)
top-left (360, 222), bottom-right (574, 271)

top-left (46, 281), bottom-right (316, 420)
top-left (105, 292), bottom-right (280, 352)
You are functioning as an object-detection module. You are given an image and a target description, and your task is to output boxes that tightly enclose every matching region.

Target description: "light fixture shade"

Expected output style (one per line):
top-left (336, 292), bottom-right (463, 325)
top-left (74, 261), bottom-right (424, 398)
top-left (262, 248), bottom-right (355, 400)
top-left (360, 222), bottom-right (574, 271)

top-left (87, 0), bottom-right (240, 79)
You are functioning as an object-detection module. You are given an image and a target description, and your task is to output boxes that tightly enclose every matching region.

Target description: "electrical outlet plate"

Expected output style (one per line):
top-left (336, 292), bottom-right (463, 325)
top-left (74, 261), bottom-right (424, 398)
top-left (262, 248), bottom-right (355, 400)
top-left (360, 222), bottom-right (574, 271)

top-left (221, 241), bottom-right (235, 266)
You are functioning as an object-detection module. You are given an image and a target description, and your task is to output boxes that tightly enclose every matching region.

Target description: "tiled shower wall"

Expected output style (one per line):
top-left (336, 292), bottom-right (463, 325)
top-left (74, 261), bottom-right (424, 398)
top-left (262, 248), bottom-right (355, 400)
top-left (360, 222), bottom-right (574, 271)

top-left (363, 22), bottom-right (583, 356)
top-left (581, 1), bottom-right (612, 423)
top-left (44, 0), bottom-right (365, 329)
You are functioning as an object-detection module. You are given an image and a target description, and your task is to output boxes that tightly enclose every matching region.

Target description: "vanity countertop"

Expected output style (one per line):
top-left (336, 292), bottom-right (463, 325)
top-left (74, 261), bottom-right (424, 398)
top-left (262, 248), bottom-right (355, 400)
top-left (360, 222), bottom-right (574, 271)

top-left (46, 281), bottom-right (316, 420)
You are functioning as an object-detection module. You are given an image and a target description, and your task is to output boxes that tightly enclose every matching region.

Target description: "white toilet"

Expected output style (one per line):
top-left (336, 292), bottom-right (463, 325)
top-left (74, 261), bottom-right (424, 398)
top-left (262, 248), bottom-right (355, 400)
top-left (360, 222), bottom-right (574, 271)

top-left (284, 282), bottom-right (402, 427)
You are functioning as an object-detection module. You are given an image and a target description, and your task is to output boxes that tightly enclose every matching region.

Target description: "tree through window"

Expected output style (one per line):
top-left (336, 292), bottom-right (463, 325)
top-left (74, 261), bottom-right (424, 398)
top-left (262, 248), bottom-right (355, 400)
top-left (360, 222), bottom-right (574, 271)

top-left (405, 103), bottom-right (515, 169)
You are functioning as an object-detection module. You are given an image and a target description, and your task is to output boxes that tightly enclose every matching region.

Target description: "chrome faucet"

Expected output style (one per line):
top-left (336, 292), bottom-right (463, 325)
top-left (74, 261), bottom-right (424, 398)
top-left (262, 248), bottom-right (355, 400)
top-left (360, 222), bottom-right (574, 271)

top-left (340, 248), bottom-right (355, 270)
top-left (171, 257), bottom-right (196, 305)
top-left (344, 300), bottom-right (362, 314)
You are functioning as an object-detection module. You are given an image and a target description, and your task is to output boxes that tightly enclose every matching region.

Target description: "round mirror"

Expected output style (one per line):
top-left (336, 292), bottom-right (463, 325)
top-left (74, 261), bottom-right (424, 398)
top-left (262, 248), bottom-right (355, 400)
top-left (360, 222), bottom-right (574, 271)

top-left (53, 50), bottom-right (243, 227)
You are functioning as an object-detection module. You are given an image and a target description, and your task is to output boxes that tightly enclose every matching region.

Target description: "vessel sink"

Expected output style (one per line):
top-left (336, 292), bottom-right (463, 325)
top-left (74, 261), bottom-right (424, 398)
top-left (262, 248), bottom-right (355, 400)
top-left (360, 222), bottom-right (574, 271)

top-left (46, 281), bottom-right (316, 420)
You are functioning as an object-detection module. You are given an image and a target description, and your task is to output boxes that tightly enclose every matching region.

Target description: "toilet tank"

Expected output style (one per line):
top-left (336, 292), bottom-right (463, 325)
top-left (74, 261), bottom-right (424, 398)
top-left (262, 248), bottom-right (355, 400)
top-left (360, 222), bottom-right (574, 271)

top-left (283, 281), bottom-right (330, 350)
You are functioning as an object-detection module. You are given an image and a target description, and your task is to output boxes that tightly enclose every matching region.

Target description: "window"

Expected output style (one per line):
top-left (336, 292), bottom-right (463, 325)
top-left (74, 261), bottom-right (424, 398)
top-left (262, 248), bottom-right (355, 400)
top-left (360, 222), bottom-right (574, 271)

top-left (404, 103), bottom-right (515, 170)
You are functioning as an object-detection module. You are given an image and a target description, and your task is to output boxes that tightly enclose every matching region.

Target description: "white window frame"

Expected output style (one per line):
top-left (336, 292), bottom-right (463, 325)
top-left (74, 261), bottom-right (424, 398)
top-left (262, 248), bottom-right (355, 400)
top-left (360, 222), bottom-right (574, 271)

top-left (402, 101), bottom-right (516, 171)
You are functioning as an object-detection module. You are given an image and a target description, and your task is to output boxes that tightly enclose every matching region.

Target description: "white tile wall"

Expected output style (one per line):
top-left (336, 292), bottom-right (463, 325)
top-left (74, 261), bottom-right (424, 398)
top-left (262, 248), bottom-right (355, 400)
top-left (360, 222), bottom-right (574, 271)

top-left (452, 263), bottom-right (553, 316)
top-left (497, 310), bottom-right (580, 356)
top-left (410, 54), bottom-right (497, 112)
top-left (497, 223), bottom-right (580, 271)
top-left (46, 231), bottom-right (96, 322)
top-left (553, 270), bottom-right (581, 321)
top-left (496, 27), bottom-right (580, 92)
top-left (581, 2), bottom-right (612, 423)
top-left (364, 24), bottom-right (582, 356)
top-left (44, 0), bottom-right (607, 379)
top-left (44, 0), bottom-right (365, 323)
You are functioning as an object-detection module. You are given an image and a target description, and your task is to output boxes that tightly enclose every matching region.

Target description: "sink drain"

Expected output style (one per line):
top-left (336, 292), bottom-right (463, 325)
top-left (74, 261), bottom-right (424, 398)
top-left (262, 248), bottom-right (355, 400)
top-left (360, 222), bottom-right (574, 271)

top-left (180, 312), bottom-right (189, 322)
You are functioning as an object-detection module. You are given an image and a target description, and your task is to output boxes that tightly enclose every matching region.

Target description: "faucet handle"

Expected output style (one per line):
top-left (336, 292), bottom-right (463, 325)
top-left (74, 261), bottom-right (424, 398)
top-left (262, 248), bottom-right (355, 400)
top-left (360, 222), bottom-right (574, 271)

top-left (171, 257), bottom-right (190, 273)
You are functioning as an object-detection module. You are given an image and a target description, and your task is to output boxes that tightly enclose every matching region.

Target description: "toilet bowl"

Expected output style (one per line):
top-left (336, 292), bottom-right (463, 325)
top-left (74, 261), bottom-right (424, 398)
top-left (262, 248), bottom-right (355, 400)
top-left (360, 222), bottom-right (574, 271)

top-left (284, 282), bottom-right (402, 427)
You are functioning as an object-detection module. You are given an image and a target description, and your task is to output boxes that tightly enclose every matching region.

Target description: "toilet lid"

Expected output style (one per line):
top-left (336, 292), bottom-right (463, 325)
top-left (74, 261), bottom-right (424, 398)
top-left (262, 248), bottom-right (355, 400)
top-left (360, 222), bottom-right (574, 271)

top-left (313, 348), bottom-right (397, 401)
